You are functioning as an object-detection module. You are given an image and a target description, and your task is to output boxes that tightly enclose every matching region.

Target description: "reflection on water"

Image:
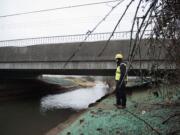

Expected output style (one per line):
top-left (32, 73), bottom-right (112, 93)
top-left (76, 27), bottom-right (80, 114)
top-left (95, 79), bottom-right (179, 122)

top-left (0, 98), bottom-right (76, 135)
top-left (41, 81), bottom-right (109, 110)
top-left (0, 76), bottom-right (111, 135)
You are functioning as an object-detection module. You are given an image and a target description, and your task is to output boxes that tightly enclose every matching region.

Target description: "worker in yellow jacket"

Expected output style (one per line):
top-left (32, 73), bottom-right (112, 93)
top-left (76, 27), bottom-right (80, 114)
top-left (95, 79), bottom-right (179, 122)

top-left (115, 53), bottom-right (127, 109)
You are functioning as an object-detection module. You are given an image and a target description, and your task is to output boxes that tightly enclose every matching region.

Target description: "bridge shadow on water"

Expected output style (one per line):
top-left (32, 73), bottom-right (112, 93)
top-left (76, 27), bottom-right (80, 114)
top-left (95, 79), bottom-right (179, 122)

top-left (0, 77), bottom-right (79, 135)
top-left (0, 77), bottom-right (69, 101)
top-left (0, 76), bottom-right (110, 135)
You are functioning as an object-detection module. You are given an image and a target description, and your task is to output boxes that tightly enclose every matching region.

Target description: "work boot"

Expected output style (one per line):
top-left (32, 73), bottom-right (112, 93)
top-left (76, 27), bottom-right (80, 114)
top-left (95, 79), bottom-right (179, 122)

top-left (115, 104), bottom-right (123, 109)
top-left (116, 105), bottom-right (126, 109)
top-left (121, 106), bottom-right (126, 109)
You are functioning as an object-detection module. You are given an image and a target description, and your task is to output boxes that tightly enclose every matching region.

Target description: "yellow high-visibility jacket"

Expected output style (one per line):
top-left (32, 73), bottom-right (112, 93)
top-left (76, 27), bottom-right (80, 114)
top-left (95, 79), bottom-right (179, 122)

top-left (115, 62), bottom-right (128, 82)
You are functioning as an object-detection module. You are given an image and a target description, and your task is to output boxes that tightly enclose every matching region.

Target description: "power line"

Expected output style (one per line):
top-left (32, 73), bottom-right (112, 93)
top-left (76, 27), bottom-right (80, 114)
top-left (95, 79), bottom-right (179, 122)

top-left (0, 0), bottom-right (121, 18)
top-left (98, 0), bottom-right (134, 56)
top-left (63, 0), bottom-right (125, 68)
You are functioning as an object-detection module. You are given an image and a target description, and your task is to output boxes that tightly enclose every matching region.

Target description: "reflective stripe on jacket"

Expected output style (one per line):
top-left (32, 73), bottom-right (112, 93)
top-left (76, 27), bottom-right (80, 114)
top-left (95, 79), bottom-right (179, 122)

top-left (115, 63), bottom-right (128, 82)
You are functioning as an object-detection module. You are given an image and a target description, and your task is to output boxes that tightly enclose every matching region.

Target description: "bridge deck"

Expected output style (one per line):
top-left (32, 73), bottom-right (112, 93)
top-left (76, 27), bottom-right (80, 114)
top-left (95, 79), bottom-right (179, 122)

top-left (0, 40), bottom-right (175, 78)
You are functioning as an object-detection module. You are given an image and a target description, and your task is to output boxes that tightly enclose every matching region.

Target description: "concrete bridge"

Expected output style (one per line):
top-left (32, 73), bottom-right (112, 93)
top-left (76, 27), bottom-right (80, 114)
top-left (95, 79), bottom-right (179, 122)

top-left (0, 37), bottom-right (174, 78)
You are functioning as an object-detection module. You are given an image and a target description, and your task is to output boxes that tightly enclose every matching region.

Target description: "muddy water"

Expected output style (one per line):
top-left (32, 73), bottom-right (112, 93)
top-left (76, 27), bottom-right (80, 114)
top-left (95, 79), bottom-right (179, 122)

top-left (0, 76), bottom-right (110, 135)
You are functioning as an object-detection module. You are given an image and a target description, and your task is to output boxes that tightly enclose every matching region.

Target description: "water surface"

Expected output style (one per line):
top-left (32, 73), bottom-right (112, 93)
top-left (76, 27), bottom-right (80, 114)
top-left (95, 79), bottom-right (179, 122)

top-left (41, 81), bottom-right (109, 110)
top-left (0, 76), bottom-right (109, 135)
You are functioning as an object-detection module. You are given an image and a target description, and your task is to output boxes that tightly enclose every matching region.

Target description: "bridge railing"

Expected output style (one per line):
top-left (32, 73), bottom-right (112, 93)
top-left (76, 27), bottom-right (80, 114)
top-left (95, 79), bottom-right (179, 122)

top-left (0, 31), bottom-right (151, 47)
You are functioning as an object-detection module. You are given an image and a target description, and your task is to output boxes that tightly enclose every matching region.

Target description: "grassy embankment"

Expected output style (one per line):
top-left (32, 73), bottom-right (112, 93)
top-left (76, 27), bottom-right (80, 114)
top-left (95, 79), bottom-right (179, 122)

top-left (56, 84), bottom-right (180, 135)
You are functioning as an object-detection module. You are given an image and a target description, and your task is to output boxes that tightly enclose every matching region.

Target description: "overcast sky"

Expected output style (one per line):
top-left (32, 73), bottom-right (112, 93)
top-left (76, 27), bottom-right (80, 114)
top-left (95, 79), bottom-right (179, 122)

top-left (0, 0), bottom-right (146, 40)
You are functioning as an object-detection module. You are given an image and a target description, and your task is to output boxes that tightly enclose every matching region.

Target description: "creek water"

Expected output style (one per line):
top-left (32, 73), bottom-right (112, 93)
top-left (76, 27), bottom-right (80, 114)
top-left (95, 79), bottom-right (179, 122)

top-left (0, 76), bottom-right (110, 135)
top-left (41, 81), bottom-right (109, 110)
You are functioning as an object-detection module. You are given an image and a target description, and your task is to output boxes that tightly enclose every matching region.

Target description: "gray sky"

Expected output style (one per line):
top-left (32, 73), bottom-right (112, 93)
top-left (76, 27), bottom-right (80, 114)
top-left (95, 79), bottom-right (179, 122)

top-left (0, 0), bottom-right (146, 40)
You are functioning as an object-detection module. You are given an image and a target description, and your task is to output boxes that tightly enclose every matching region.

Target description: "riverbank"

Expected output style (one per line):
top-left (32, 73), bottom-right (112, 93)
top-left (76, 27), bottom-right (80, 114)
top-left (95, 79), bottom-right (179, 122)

top-left (0, 76), bottom-right (97, 101)
top-left (48, 84), bottom-right (180, 135)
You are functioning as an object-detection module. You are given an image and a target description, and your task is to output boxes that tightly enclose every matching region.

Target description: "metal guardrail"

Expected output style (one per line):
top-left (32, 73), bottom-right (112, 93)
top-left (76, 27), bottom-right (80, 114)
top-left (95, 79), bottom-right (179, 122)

top-left (0, 31), bottom-right (151, 47)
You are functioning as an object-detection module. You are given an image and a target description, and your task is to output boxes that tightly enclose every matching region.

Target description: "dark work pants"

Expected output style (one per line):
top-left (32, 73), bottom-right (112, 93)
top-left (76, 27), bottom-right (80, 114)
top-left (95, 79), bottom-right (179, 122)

top-left (116, 82), bottom-right (126, 107)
